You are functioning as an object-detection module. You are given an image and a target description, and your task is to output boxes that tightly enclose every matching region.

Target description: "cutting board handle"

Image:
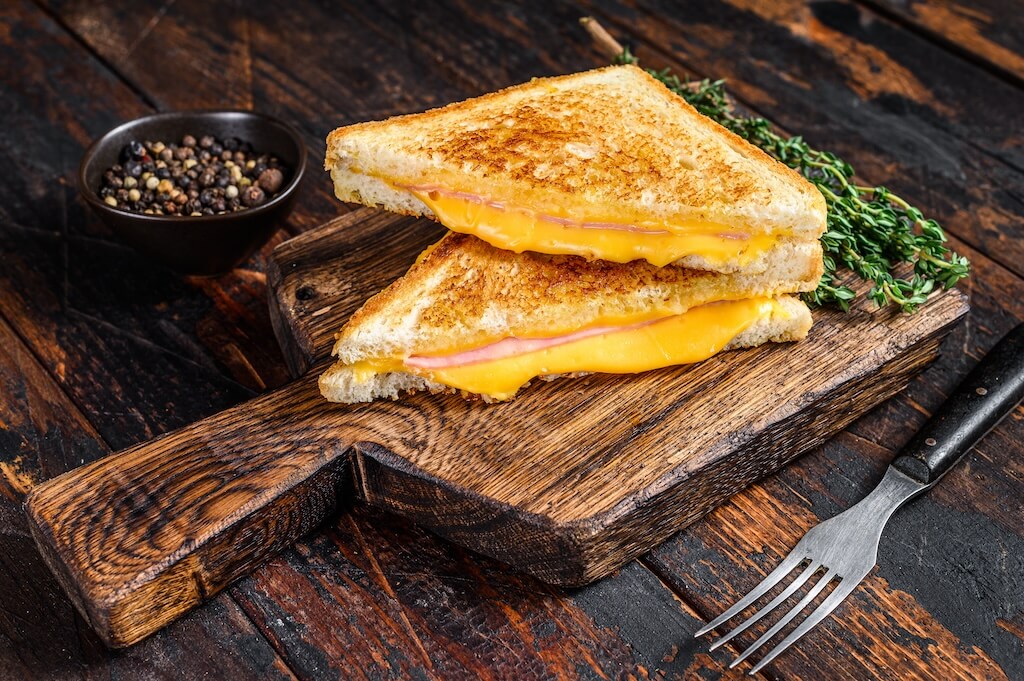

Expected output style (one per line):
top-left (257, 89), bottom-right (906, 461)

top-left (23, 374), bottom-right (392, 648)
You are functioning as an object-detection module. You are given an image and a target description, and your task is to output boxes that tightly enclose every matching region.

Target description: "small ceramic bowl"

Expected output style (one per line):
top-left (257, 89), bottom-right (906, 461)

top-left (79, 110), bottom-right (307, 276)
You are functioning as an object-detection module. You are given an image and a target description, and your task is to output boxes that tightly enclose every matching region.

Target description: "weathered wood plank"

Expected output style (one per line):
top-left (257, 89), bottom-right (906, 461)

top-left (234, 507), bottom-right (757, 680)
top-left (0, 315), bottom-right (299, 679)
top-left (586, 0), bottom-right (1024, 281)
top-left (861, 0), bottom-right (1024, 84)
top-left (43, 0), bottom-right (254, 109)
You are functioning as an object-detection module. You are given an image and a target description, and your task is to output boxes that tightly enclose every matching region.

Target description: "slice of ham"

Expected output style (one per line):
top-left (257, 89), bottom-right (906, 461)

top-left (535, 213), bottom-right (669, 234)
top-left (406, 318), bottom-right (660, 370)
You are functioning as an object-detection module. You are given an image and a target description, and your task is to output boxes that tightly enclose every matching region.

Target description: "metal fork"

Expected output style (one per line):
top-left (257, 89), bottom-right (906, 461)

top-left (696, 321), bottom-right (1024, 675)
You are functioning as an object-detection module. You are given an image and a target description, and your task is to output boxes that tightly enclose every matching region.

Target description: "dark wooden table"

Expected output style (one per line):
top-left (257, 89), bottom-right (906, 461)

top-left (1, 1), bottom-right (1021, 678)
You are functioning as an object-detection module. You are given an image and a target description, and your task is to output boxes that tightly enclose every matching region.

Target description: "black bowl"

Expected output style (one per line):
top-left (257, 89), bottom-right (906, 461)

top-left (79, 110), bottom-right (307, 276)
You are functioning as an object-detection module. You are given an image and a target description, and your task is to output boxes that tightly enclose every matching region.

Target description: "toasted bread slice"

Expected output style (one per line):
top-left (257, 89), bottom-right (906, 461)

top-left (325, 65), bottom-right (826, 271)
top-left (319, 233), bottom-right (819, 403)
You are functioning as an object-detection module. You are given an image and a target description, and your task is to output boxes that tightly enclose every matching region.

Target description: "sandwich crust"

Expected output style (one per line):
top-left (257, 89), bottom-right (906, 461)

top-left (326, 65), bottom-right (827, 240)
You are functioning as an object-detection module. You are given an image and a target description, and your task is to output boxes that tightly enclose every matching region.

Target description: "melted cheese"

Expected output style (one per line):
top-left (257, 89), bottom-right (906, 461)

top-left (408, 187), bottom-right (780, 267)
top-left (349, 297), bottom-right (781, 400)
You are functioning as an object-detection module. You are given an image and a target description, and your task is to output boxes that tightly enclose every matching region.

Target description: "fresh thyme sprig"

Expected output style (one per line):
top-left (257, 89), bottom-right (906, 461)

top-left (615, 48), bottom-right (970, 312)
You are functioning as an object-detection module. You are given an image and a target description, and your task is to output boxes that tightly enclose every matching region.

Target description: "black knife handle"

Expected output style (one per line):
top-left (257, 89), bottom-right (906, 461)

top-left (893, 322), bottom-right (1024, 486)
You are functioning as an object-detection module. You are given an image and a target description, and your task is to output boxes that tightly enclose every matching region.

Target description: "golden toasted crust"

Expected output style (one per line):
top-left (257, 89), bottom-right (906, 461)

top-left (326, 65), bottom-right (827, 237)
top-left (331, 232), bottom-right (822, 364)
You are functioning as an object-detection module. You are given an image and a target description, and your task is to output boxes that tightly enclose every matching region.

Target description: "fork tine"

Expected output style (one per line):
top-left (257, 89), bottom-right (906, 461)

top-left (708, 560), bottom-right (820, 651)
top-left (728, 568), bottom-right (837, 669)
top-left (694, 551), bottom-right (807, 637)
top-left (746, 576), bottom-right (860, 675)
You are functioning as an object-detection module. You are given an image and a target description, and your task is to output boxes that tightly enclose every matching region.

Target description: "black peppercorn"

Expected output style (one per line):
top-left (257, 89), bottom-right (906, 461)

top-left (98, 133), bottom-right (288, 216)
top-left (103, 171), bottom-right (124, 189)
top-left (241, 185), bottom-right (266, 207)
top-left (257, 167), bottom-right (284, 193)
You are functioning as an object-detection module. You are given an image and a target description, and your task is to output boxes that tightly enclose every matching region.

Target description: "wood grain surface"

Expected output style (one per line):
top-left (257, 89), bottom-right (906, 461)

top-left (0, 303), bottom-right (299, 678)
top-left (2, 0), bottom-right (1022, 677)
top-left (864, 0), bottom-right (1024, 85)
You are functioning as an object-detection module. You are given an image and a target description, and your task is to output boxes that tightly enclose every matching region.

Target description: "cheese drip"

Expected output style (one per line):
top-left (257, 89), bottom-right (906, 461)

top-left (348, 297), bottom-right (782, 401)
top-left (407, 186), bottom-right (780, 267)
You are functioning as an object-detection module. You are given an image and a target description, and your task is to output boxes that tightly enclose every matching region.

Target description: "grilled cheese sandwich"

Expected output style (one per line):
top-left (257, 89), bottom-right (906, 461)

top-left (325, 65), bottom-right (826, 273)
top-left (319, 66), bottom-right (827, 403)
top-left (319, 233), bottom-right (819, 403)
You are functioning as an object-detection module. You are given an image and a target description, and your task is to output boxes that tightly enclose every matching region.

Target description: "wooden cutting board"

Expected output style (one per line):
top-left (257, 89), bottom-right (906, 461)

top-left (25, 208), bottom-right (968, 648)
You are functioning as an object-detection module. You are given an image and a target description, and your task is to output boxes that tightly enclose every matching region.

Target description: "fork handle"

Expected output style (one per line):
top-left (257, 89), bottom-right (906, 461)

top-left (893, 322), bottom-right (1024, 486)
